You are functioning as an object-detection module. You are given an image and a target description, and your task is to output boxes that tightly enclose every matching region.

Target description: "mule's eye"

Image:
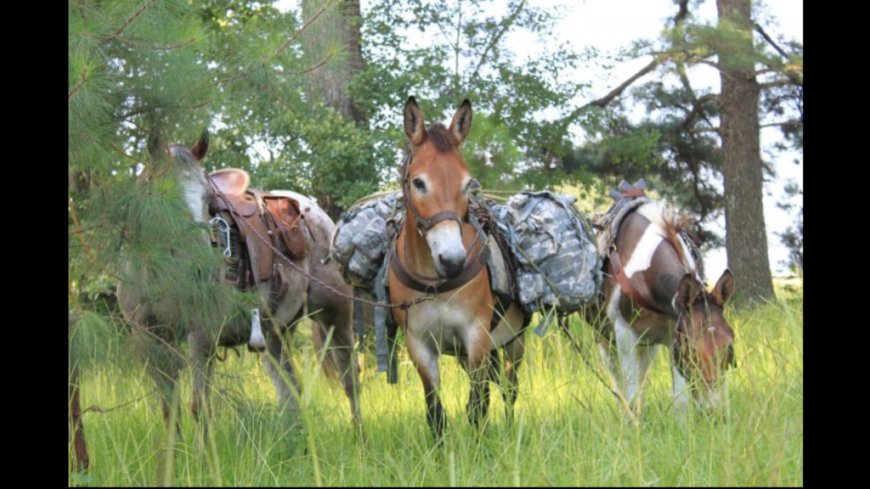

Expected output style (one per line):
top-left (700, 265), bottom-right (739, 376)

top-left (465, 179), bottom-right (481, 192)
top-left (412, 178), bottom-right (426, 192)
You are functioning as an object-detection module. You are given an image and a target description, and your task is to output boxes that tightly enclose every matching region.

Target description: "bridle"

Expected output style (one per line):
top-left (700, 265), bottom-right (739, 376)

top-left (401, 153), bottom-right (466, 237)
top-left (389, 153), bottom-right (488, 294)
top-left (672, 293), bottom-right (737, 378)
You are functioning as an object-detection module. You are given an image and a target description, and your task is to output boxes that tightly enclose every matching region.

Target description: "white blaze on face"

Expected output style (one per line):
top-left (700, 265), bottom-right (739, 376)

top-left (426, 220), bottom-right (466, 276)
top-left (181, 170), bottom-right (210, 223)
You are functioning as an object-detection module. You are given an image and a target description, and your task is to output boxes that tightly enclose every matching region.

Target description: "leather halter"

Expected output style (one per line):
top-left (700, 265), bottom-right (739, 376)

top-left (389, 242), bottom-right (486, 294)
top-left (390, 153), bottom-right (487, 294)
top-left (401, 156), bottom-right (465, 237)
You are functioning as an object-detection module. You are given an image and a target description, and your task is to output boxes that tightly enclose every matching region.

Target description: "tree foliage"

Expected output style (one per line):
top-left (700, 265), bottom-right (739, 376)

top-left (559, 0), bottom-right (802, 257)
top-left (69, 0), bottom-right (802, 311)
top-left (357, 0), bottom-right (586, 190)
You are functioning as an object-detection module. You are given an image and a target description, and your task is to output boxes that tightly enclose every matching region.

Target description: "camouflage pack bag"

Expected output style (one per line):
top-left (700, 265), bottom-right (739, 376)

top-left (331, 192), bottom-right (404, 290)
top-left (490, 191), bottom-right (602, 314)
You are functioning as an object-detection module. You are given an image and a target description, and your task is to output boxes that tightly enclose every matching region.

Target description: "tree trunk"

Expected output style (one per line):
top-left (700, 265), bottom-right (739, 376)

top-left (302, 0), bottom-right (367, 219)
top-left (69, 312), bottom-right (90, 473)
top-left (717, 0), bottom-right (775, 305)
top-left (302, 0), bottom-right (366, 124)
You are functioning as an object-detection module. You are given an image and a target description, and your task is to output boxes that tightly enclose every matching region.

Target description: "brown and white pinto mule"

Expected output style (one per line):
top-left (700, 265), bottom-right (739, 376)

top-left (598, 200), bottom-right (736, 414)
top-left (389, 98), bottom-right (528, 440)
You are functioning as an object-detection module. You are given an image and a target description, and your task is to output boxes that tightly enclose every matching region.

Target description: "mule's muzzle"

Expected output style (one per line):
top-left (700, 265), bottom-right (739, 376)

top-left (438, 253), bottom-right (465, 279)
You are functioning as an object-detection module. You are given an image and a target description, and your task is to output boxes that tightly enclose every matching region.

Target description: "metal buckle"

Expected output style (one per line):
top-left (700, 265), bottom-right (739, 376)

top-left (209, 215), bottom-right (232, 258)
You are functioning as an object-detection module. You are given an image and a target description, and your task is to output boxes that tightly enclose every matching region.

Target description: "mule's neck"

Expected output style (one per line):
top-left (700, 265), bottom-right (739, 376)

top-left (657, 259), bottom-right (696, 318)
top-left (624, 205), bottom-right (703, 318)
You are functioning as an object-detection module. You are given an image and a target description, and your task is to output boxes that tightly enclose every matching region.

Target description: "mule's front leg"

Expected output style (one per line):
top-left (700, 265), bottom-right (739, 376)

top-left (314, 310), bottom-right (363, 431)
top-left (407, 336), bottom-right (445, 441)
top-left (132, 327), bottom-right (183, 433)
top-left (461, 339), bottom-right (492, 429)
top-left (500, 337), bottom-right (525, 424)
top-left (670, 366), bottom-right (691, 413)
top-left (188, 330), bottom-right (215, 442)
top-left (614, 321), bottom-right (659, 412)
top-left (262, 327), bottom-right (301, 420)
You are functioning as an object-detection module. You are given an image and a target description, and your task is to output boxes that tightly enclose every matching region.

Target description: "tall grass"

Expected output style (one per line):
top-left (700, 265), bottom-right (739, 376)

top-left (70, 288), bottom-right (802, 486)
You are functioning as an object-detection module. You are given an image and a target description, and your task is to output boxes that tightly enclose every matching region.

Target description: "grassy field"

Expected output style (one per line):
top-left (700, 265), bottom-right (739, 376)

top-left (69, 286), bottom-right (802, 486)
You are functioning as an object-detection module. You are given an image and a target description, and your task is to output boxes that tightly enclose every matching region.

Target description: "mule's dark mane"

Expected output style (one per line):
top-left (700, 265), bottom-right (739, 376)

top-left (426, 124), bottom-right (458, 153)
top-left (658, 209), bottom-right (702, 275)
top-left (661, 215), bottom-right (686, 269)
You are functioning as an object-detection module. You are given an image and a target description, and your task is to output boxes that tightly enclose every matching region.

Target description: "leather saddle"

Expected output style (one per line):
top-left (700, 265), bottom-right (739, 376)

top-left (208, 169), bottom-right (308, 296)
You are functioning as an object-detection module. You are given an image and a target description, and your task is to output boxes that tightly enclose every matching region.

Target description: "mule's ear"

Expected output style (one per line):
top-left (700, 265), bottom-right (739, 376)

top-left (676, 273), bottom-right (701, 311)
top-left (711, 269), bottom-right (735, 306)
top-left (449, 98), bottom-right (472, 144)
top-left (191, 129), bottom-right (209, 161)
top-left (146, 130), bottom-right (166, 159)
top-left (404, 97), bottom-right (426, 146)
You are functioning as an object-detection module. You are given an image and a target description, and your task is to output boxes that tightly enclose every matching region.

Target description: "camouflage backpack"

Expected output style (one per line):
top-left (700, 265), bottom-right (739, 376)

top-left (331, 192), bottom-right (404, 290)
top-left (490, 191), bottom-right (603, 314)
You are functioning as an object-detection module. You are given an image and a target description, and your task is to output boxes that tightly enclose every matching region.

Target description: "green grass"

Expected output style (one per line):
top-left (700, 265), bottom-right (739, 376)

top-left (70, 289), bottom-right (802, 486)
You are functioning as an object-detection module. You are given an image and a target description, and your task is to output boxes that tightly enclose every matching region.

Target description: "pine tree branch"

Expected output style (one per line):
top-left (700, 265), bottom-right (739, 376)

top-left (753, 22), bottom-right (802, 86)
top-left (112, 99), bottom-right (211, 123)
top-left (270, 1), bottom-right (331, 59)
top-left (83, 31), bottom-right (196, 51)
top-left (217, 2), bottom-right (332, 88)
top-left (68, 64), bottom-right (89, 102)
top-left (675, 61), bottom-right (696, 100)
top-left (567, 0), bottom-right (691, 121)
top-left (566, 56), bottom-right (664, 120)
top-left (112, 35), bottom-right (197, 51)
top-left (753, 67), bottom-right (779, 76)
top-left (68, 221), bottom-right (111, 235)
top-left (696, 59), bottom-right (721, 70)
top-left (69, 195), bottom-right (97, 264)
top-left (682, 93), bottom-right (719, 130)
top-left (468, 0), bottom-right (526, 86)
top-left (760, 119), bottom-right (802, 130)
top-left (684, 156), bottom-right (710, 222)
top-left (675, 61), bottom-right (717, 130)
top-left (753, 22), bottom-right (791, 60)
top-left (758, 78), bottom-right (796, 90)
top-left (111, 0), bottom-right (157, 39)
top-left (288, 51), bottom-right (337, 75)
top-left (69, 130), bottom-right (138, 161)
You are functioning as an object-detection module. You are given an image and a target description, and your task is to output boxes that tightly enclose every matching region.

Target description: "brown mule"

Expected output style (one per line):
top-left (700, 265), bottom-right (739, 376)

top-left (389, 98), bottom-right (528, 440)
